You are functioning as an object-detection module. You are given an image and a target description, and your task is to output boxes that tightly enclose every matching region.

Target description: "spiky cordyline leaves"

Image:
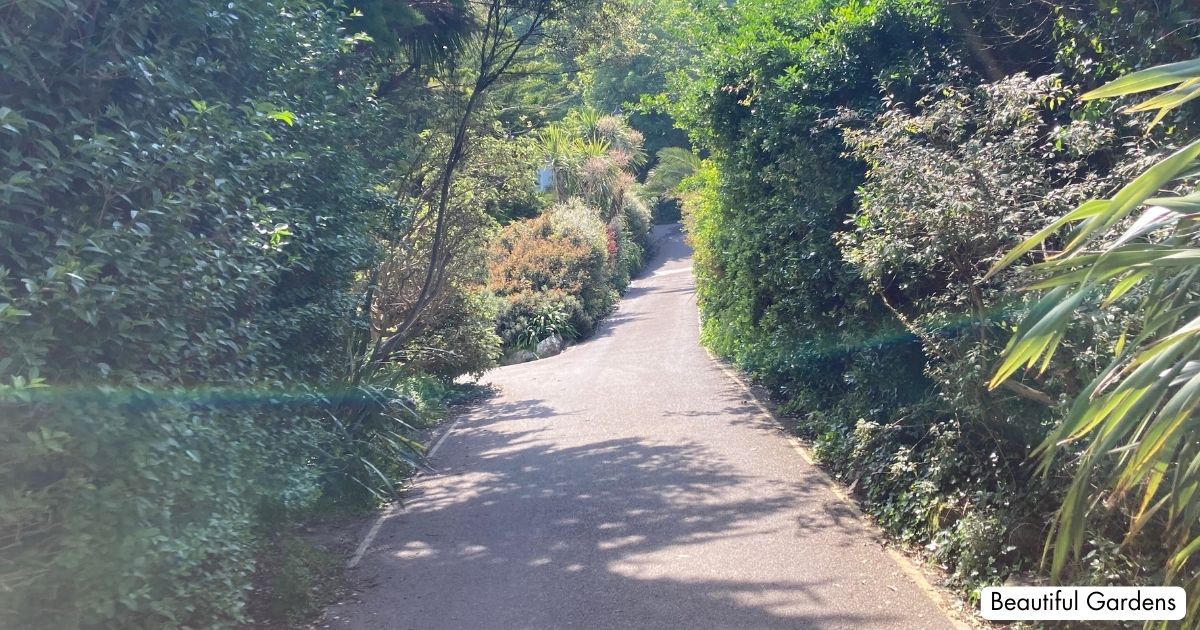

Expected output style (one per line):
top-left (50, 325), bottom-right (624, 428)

top-left (992, 58), bottom-right (1200, 613)
top-left (537, 110), bottom-right (646, 212)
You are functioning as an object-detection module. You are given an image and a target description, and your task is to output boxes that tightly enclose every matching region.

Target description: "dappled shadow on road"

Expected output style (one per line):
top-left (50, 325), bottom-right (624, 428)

top-left (341, 401), bottom-right (900, 629)
top-left (793, 502), bottom-right (864, 550)
top-left (326, 224), bottom-right (923, 629)
top-left (459, 398), bottom-right (562, 423)
top-left (619, 283), bottom-right (695, 302)
top-left (660, 392), bottom-right (785, 434)
top-left (661, 402), bottom-right (759, 420)
top-left (587, 311), bottom-right (649, 341)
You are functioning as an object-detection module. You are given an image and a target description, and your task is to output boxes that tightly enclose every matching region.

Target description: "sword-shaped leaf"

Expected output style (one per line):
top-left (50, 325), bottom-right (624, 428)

top-left (1080, 58), bottom-right (1200, 100)
top-left (1145, 192), bottom-right (1200, 212)
top-left (1126, 79), bottom-right (1200, 128)
top-left (985, 200), bottom-right (1107, 279)
top-left (1066, 140), bottom-right (1200, 251)
top-left (989, 287), bottom-right (1086, 388)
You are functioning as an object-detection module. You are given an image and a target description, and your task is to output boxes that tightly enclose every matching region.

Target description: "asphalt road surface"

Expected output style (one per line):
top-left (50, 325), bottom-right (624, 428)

top-left (324, 225), bottom-right (958, 630)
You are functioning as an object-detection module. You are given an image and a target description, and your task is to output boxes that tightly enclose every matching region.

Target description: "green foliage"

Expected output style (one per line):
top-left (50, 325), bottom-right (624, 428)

top-left (828, 71), bottom-right (1156, 589)
top-left (489, 208), bottom-right (610, 340)
top-left (575, 0), bottom-right (692, 161)
top-left (642, 147), bottom-right (702, 202)
top-left (642, 146), bottom-right (699, 224)
top-left (0, 0), bottom-right (608, 623)
top-left (840, 72), bottom-right (1132, 414)
top-left (370, 133), bottom-right (515, 382)
top-left (0, 1), bottom-right (390, 625)
top-left (398, 289), bottom-right (503, 379)
top-left (316, 372), bottom-right (468, 507)
top-left (669, 0), bottom-right (1200, 601)
top-left (673, 0), bottom-right (950, 412)
top-left (340, 0), bottom-right (472, 65)
top-left (470, 134), bottom-right (547, 223)
top-left (491, 111), bottom-right (653, 354)
top-left (990, 59), bottom-right (1200, 619)
top-left (611, 194), bottom-right (652, 289)
top-left (247, 534), bottom-right (339, 626)
top-left (494, 289), bottom-right (587, 349)
top-left (538, 109), bottom-right (647, 211)
top-left (11, 0), bottom-right (1197, 623)
top-left (515, 305), bottom-right (578, 349)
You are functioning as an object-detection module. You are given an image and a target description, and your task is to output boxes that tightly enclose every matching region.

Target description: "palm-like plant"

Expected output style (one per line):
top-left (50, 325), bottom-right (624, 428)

top-left (988, 58), bottom-right (1200, 619)
top-left (575, 139), bottom-right (618, 211)
top-left (538, 124), bottom-right (582, 201)
top-left (643, 146), bottom-right (702, 200)
top-left (594, 115), bottom-right (648, 168)
top-left (572, 108), bottom-right (604, 139)
top-left (538, 111), bottom-right (648, 223)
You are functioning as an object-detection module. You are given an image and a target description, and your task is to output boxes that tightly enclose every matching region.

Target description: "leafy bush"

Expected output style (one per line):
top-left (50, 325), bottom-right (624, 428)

top-left (622, 192), bottom-right (653, 249)
top-left (612, 193), bottom-right (653, 288)
top-left (0, 0), bottom-right (643, 623)
top-left (488, 206), bottom-right (611, 341)
top-left (669, 0), bottom-right (1200, 597)
top-left (989, 59), bottom-right (1200, 613)
top-left (0, 0), bottom-right (519, 623)
top-left (488, 180), bottom-right (652, 350)
top-left (494, 289), bottom-right (587, 349)
top-left (490, 212), bottom-right (606, 301)
top-left (673, 0), bottom-right (949, 409)
top-left (823, 60), bottom-right (1193, 595)
top-left (246, 534), bottom-right (339, 627)
top-left (546, 198), bottom-right (611, 255)
top-left (396, 289), bottom-right (503, 379)
top-left (642, 147), bottom-right (702, 205)
top-left (0, 1), bottom-right (389, 625)
top-left (515, 303), bottom-right (579, 349)
top-left (838, 72), bottom-right (1136, 467)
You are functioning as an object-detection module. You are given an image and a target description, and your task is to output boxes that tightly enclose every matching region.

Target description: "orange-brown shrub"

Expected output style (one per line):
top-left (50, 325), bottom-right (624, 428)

top-left (488, 215), bottom-right (603, 296)
top-left (488, 214), bottom-right (613, 341)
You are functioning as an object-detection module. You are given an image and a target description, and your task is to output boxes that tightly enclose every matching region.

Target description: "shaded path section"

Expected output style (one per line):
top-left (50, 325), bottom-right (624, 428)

top-left (324, 225), bottom-right (956, 630)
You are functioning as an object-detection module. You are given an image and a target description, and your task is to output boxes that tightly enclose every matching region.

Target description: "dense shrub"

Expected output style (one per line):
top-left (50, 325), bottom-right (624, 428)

top-left (982, 62), bottom-right (1200, 607)
top-left (494, 289), bottom-right (586, 349)
top-left (674, 0), bottom-right (948, 414)
top-left (372, 173), bottom-right (505, 381)
top-left (489, 110), bottom-right (657, 354)
top-left (612, 193), bottom-right (653, 290)
top-left (839, 72), bottom-right (1149, 426)
top-left (396, 288), bottom-right (503, 379)
top-left (669, 0), bottom-right (1200, 594)
top-left (0, 2), bottom-right (388, 625)
top-left (489, 203), bottom-right (611, 340)
top-left (0, 0), bottom-right (546, 623)
top-left (489, 200), bottom-right (645, 352)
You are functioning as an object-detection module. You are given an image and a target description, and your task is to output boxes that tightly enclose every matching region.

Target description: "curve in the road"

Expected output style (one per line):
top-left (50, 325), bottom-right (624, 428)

top-left (324, 225), bottom-right (962, 630)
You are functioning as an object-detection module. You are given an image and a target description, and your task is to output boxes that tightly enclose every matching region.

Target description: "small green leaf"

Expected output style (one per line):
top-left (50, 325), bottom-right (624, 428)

top-left (267, 110), bottom-right (296, 126)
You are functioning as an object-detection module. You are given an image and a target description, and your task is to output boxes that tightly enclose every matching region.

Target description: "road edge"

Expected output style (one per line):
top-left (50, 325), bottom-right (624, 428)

top-left (703, 346), bottom-right (980, 630)
top-left (344, 414), bottom-right (466, 569)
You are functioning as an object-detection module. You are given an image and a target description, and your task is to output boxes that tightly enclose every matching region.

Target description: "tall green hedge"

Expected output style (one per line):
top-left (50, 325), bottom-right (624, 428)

top-left (674, 0), bottom-right (948, 417)
top-left (670, 0), bottom-right (1200, 590)
top-left (0, 1), bottom-right (394, 625)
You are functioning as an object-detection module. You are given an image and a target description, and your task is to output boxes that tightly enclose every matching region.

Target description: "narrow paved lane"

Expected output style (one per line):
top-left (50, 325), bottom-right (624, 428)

top-left (325, 225), bottom-right (957, 629)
